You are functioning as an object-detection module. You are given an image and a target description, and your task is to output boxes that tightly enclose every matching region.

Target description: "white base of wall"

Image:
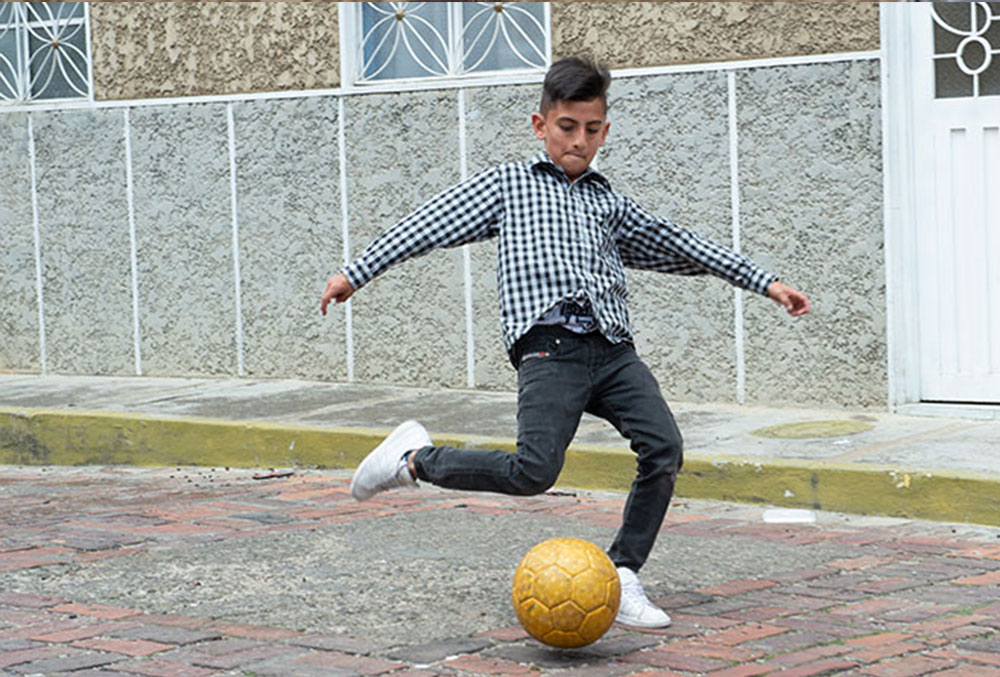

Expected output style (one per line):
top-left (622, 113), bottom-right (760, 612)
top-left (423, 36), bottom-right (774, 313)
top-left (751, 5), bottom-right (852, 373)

top-left (896, 402), bottom-right (1000, 421)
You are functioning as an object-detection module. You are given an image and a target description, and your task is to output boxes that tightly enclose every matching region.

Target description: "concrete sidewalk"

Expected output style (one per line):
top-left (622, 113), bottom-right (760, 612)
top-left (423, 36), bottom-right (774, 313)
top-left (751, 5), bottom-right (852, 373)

top-left (1, 373), bottom-right (999, 525)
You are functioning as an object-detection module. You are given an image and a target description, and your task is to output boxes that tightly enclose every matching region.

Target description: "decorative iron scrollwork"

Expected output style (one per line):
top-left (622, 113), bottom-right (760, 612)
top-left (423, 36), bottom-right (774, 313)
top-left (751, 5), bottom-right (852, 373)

top-left (932, 2), bottom-right (1000, 98)
top-left (359, 2), bottom-right (547, 83)
top-left (1, 2), bottom-right (89, 103)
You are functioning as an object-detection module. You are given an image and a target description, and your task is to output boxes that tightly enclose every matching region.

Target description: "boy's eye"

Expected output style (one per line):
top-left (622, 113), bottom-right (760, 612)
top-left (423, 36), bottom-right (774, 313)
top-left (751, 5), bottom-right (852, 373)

top-left (559, 124), bottom-right (573, 132)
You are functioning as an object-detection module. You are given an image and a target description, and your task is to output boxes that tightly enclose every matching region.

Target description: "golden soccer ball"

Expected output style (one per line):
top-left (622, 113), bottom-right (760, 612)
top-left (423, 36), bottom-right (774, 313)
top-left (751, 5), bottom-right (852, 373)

top-left (511, 537), bottom-right (621, 648)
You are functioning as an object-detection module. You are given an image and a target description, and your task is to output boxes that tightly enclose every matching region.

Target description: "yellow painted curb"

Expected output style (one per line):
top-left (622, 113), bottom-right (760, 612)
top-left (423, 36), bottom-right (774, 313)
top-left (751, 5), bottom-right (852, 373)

top-left (0, 407), bottom-right (384, 469)
top-left (2, 407), bottom-right (998, 526)
top-left (675, 456), bottom-right (1000, 527)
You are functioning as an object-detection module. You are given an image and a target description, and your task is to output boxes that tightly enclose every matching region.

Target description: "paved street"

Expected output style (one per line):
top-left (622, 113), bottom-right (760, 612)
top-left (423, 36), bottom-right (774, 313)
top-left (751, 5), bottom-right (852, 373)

top-left (2, 465), bottom-right (999, 676)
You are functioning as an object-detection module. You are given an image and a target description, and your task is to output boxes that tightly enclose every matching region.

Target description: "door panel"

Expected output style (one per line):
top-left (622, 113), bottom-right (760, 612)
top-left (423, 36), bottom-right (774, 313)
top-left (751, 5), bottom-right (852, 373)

top-left (912, 3), bottom-right (1000, 403)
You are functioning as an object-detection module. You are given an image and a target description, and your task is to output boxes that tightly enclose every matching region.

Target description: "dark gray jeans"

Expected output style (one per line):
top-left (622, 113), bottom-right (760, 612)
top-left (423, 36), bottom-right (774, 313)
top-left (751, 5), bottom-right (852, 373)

top-left (411, 325), bottom-right (684, 571)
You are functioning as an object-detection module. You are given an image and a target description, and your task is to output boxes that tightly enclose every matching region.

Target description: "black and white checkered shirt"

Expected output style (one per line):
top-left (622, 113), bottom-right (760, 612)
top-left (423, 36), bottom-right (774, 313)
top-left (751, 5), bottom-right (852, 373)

top-left (342, 152), bottom-right (777, 353)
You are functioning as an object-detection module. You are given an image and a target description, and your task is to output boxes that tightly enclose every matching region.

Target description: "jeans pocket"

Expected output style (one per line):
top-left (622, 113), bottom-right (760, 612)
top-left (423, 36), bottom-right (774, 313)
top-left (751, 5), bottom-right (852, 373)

top-left (517, 336), bottom-right (561, 368)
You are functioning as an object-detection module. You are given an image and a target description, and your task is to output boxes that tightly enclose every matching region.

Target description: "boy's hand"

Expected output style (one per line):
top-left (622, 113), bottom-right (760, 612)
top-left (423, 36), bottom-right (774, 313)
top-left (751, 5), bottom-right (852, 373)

top-left (320, 273), bottom-right (355, 315)
top-left (767, 281), bottom-right (810, 317)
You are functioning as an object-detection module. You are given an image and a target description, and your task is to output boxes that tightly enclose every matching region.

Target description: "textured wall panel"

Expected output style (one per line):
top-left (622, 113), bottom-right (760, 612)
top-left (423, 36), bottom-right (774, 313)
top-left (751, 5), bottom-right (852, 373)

top-left (464, 84), bottom-right (542, 391)
top-left (344, 91), bottom-right (466, 388)
top-left (552, 2), bottom-right (880, 69)
top-left (738, 60), bottom-right (885, 408)
top-left (33, 110), bottom-right (133, 375)
top-left (130, 104), bottom-right (236, 376)
top-left (0, 114), bottom-right (39, 373)
top-left (233, 97), bottom-right (345, 381)
top-left (601, 72), bottom-right (738, 403)
top-left (90, 2), bottom-right (340, 101)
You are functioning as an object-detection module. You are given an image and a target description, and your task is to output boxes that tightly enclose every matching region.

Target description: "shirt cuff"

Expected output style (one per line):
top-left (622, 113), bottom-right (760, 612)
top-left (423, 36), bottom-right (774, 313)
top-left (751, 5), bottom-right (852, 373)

top-left (750, 271), bottom-right (779, 296)
top-left (341, 260), bottom-right (372, 291)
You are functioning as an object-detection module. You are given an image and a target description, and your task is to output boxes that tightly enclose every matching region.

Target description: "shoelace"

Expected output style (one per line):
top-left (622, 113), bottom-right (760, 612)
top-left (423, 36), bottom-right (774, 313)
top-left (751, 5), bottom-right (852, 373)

top-left (374, 460), bottom-right (414, 493)
top-left (621, 577), bottom-right (650, 605)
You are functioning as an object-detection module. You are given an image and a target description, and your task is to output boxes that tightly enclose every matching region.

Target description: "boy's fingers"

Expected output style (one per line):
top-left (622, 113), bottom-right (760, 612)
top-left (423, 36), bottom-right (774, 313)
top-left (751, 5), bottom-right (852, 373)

top-left (768, 282), bottom-right (810, 317)
top-left (320, 283), bottom-right (338, 315)
top-left (320, 274), bottom-right (356, 315)
top-left (787, 292), bottom-right (810, 316)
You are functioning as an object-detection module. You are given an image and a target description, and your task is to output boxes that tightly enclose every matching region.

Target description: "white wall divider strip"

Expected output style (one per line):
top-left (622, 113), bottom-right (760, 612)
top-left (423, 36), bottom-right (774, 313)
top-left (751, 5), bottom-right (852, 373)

top-left (458, 88), bottom-right (476, 389)
top-left (27, 114), bottom-right (47, 374)
top-left (338, 96), bottom-right (355, 382)
top-left (226, 103), bottom-right (246, 377)
top-left (727, 71), bottom-right (746, 405)
top-left (123, 107), bottom-right (142, 375)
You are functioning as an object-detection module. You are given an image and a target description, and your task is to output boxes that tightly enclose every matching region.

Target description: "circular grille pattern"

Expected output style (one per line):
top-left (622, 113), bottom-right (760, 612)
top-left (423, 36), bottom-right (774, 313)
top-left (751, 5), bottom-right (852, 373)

top-left (931, 2), bottom-right (1000, 98)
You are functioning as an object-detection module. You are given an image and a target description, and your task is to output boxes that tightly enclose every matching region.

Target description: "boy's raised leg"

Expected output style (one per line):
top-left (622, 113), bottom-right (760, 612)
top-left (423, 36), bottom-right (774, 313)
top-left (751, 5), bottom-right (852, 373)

top-left (413, 328), bottom-right (590, 495)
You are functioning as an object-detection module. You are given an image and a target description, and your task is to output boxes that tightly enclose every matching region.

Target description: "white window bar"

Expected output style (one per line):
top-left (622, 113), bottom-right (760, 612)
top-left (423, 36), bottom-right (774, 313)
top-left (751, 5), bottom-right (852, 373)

top-left (930, 2), bottom-right (1000, 98)
top-left (347, 2), bottom-right (549, 86)
top-left (0, 2), bottom-right (90, 103)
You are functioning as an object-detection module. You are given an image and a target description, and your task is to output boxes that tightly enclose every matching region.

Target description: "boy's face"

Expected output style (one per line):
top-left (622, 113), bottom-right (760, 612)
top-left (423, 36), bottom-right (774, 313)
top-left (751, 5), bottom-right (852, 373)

top-left (531, 98), bottom-right (609, 181)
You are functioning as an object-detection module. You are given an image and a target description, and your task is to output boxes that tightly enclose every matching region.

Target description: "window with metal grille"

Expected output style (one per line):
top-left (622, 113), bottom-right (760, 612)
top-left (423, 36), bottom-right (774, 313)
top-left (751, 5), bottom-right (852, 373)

top-left (0, 2), bottom-right (90, 103)
top-left (932, 2), bottom-right (1000, 98)
top-left (343, 2), bottom-right (550, 85)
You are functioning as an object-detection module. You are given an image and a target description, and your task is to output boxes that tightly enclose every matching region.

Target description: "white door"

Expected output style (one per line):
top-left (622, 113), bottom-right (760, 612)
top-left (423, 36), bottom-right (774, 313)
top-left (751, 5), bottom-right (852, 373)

top-left (911, 2), bottom-right (1000, 403)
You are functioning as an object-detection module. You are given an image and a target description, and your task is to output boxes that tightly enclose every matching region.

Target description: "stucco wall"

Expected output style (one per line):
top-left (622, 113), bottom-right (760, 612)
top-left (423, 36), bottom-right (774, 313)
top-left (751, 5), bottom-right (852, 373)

top-left (738, 60), bottom-right (886, 408)
top-left (84, 2), bottom-right (878, 103)
top-left (344, 91), bottom-right (467, 389)
top-left (552, 2), bottom-right (880, 68)
top-left (0, 114), bottom-right (39, 373)
top-left (232, 97), bottom-right (346, 381)
top-left (33, 109), bottom-right (134, 375)
top-left (0, 58), bottom-right (887, 407)
top-left (89, 2), bottom-right (341, 101)
top-left (129, 104), bottom-right (238, 376)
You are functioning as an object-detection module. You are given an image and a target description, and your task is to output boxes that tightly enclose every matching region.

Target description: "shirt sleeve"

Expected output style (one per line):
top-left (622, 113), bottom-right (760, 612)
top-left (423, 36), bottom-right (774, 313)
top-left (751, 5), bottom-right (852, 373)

top-left (615, 196), bottom-right (777, 296)
top-left (341, 165), bottom-right (503, 290)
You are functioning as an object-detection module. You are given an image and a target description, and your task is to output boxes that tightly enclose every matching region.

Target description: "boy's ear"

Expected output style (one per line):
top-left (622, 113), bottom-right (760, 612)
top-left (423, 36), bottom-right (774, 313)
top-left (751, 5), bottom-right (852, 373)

top-left (531, 112), bottom-right (546, 140)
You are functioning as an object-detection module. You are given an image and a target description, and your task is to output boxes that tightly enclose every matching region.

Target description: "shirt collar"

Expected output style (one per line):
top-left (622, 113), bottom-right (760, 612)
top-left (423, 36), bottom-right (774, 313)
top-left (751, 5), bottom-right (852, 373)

top-left (530, 151), bottom-right (610, 189)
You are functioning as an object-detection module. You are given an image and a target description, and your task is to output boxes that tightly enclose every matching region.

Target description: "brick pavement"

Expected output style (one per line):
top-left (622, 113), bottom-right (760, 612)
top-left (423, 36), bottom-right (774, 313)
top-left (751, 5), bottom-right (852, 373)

top-left (1, 466), bottom-right (999, 676)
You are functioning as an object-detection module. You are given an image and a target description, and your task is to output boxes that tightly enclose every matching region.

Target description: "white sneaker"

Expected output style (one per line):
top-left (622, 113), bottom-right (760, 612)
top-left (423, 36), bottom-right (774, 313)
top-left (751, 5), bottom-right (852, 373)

top-left (350, 420), bottom-right (430, 501)
top-left (615, 566), bottom-right (672, 628)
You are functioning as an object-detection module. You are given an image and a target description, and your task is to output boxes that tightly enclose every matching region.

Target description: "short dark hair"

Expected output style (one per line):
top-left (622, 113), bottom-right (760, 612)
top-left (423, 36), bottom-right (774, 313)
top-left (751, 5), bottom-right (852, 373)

top-left (540, 56), bottom-right (611, 115)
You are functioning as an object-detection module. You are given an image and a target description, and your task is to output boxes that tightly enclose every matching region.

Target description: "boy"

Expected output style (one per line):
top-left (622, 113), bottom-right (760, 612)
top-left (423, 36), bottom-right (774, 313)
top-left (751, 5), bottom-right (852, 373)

top-left (321, 56), bottom-right (809, 628)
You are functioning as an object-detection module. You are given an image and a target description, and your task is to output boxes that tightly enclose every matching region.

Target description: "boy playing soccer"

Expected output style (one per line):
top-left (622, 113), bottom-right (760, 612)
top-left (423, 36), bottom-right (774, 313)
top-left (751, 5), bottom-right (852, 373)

top-left (321, 56), bottom-right (810, 628)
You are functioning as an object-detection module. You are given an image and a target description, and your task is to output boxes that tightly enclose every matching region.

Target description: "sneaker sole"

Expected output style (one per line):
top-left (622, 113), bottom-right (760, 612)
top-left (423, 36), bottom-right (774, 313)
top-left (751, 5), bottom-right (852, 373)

top-left (615, 616), bottom-right (672, 629)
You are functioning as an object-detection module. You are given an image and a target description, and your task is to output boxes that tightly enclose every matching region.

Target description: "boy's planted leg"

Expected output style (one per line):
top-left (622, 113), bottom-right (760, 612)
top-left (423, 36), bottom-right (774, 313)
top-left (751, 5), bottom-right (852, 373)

top-left (588, 346), bottom-right (683, 628)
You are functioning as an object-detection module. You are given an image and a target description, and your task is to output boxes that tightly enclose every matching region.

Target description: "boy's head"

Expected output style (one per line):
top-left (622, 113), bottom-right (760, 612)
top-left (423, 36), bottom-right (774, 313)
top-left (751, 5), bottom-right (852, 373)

top-left (533, 56), bottom-right (611, 181)
top-left (540, 56), bottom-right (611, 116)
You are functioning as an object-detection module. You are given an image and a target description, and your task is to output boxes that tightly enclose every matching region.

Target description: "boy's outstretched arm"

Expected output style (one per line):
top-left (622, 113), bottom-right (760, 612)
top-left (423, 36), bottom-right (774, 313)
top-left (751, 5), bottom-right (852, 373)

top-left (319, 165), bottom-right (503, 317)
top-left (767, 281), bottom-right (810, 317)
top-left (616, 197), bottom-right (810, 318)
top-left (320, 273), bottom-right (355, 315)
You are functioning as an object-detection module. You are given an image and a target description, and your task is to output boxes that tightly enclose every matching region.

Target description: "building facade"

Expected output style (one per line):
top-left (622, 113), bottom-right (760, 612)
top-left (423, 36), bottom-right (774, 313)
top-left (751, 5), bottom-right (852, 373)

top-left (1, 2), bottom-right (997, 415)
